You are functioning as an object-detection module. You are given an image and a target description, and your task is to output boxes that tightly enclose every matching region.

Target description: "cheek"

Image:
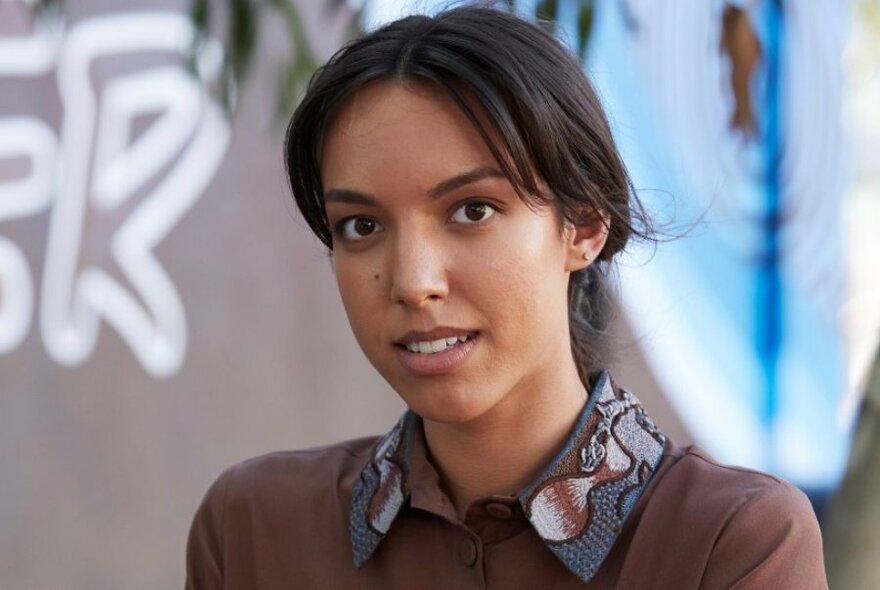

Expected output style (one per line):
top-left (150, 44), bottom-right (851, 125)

top-left (334, 260), bottom-right (385, 343)
top-left (462, 222), bottom-right (568, 329)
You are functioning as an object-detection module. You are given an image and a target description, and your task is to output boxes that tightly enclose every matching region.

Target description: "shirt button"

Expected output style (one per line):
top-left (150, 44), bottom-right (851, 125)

top-left (485, 502), bottom-right (514, 520)
top-left (459, 538), bottom-right (478, 567)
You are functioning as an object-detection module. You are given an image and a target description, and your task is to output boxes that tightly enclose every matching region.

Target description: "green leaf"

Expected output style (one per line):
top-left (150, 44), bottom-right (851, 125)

top-left (577, 2), bottom-right (594, 56)
top-left (267, 0), bottom-right (321, 120)
top-left (229, 0), bottom-right (257, 83)
top-left (536, 0), bottom-right (559, 21)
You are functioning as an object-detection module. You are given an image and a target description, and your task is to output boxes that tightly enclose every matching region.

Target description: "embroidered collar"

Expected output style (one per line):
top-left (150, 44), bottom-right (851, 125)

top-left (349, 371), bottom-right (667, 583)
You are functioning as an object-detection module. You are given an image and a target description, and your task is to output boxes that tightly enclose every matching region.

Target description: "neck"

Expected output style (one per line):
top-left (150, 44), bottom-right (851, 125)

top-left (422, 359), bottom-right (589, 519)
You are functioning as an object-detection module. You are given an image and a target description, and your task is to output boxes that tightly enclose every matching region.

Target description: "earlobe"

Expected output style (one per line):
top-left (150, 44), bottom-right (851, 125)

top-left (565, 213), bottom-right (609, 272)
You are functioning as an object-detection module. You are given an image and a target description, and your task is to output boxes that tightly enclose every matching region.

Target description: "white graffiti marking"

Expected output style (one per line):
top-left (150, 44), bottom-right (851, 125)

top-left (0, 118), bottom-right (57, 353)
top-left (0, 18), bottom-right (58, 76)
top-left (0, 10), bottom-right (229, 378)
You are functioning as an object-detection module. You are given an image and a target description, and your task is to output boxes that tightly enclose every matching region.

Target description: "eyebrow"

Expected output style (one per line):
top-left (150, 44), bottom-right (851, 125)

top-left (323, 166), bottom-right (506, 206)
top-left (427, 166), bottom-right (506, 198)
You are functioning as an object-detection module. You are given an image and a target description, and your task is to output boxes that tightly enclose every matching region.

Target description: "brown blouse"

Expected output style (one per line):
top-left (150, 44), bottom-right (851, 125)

top-left (186, 372), bottom-right (828, 589)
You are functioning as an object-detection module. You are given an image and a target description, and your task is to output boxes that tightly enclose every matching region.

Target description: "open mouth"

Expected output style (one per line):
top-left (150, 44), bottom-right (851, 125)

top-left (396, 332), bottom-right (478, 355)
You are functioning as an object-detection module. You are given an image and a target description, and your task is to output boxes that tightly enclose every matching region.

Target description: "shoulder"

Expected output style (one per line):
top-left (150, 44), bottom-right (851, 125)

top-left (206, 436), bottom-right (380, 508)
top-left (190, 436), bottom-right (380, 537)
top-left (645, 443), bottom-right (827, 588)
top-left (661, 444), bottom-right (811, 510)
top-left (186, 438), bottom-right (381, 586)
top-left (656, 443), bottom-right (821, 541)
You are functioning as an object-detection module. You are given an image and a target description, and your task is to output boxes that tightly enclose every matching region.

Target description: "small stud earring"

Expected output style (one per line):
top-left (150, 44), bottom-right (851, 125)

top-left (582, 252), bottom-right (591, 262)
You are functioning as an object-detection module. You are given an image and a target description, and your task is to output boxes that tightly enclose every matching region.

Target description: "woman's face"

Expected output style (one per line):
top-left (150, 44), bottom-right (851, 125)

top-left (321, 81), bottom-right (598, 425)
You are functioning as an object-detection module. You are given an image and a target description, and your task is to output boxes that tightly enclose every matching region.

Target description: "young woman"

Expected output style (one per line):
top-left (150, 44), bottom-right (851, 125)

top-left (186, 6), bottom-right (827, 588)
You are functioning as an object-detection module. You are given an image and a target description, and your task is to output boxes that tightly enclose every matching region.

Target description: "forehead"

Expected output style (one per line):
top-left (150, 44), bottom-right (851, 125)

top-left (320, 80), bottom-right (502, 191)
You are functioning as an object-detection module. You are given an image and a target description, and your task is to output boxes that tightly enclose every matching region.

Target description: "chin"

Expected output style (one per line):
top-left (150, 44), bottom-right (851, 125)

top-left (412, 404), bottom-right (484, 426)
top-left (394, 380), bottom-right (500, 426)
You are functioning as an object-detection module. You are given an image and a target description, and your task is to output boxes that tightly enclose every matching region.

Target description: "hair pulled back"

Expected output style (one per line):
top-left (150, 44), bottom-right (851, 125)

top-left (284, 4), bottom-right (652, 380)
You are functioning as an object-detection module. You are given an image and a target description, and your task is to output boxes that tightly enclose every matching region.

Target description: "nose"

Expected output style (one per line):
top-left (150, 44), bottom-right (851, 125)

top-left (389, 233), bottom-right (448, 309)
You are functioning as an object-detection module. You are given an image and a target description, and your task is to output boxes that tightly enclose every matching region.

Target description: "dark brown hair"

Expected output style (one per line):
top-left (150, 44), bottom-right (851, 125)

top-left (284, 4), bottom-right (652, 380)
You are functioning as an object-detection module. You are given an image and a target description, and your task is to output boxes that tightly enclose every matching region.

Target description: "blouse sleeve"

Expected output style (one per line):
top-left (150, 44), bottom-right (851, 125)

top-left (699, 480), bottom-right (828, 589)
top-left (185, 466), bottom-right (235, 590)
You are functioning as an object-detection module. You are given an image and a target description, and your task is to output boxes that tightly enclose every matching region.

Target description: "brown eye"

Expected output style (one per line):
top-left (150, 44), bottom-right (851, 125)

top-left (354, 218), bottom-right (375, 235)
top-left (340, 217), bottom-right (382, 241)
top-left (451, 202), bottom-right (497, 224)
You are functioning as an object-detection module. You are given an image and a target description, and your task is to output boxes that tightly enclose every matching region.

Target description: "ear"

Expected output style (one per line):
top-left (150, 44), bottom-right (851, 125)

top-left (563, 211), bottom-right (610, 272)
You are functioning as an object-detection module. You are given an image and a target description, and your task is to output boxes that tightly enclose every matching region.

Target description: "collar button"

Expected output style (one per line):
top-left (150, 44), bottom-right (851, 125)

top-left (485, 502), bottom-right (514, 520)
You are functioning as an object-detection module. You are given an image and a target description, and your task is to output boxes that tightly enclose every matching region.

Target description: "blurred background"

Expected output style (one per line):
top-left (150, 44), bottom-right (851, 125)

top-left (0, 0), bottom-right (877, 587)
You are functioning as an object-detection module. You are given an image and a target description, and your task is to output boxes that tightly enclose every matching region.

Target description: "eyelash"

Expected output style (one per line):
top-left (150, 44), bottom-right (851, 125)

top-left (332, 200), bottom-right (501, 243)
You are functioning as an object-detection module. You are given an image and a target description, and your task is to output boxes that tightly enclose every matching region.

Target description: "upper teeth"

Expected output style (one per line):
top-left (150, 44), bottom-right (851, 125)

top-left (405, 334), bottom-right (472, 354)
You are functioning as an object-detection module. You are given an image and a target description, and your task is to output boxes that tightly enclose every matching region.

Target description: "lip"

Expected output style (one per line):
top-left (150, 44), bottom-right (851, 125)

top-left (394, 332), bottom-right (479, 376)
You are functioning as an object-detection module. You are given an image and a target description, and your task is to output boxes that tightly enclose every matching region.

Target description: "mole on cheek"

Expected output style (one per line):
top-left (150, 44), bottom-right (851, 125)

top-left (373, 273), bottom-right (380, 280)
